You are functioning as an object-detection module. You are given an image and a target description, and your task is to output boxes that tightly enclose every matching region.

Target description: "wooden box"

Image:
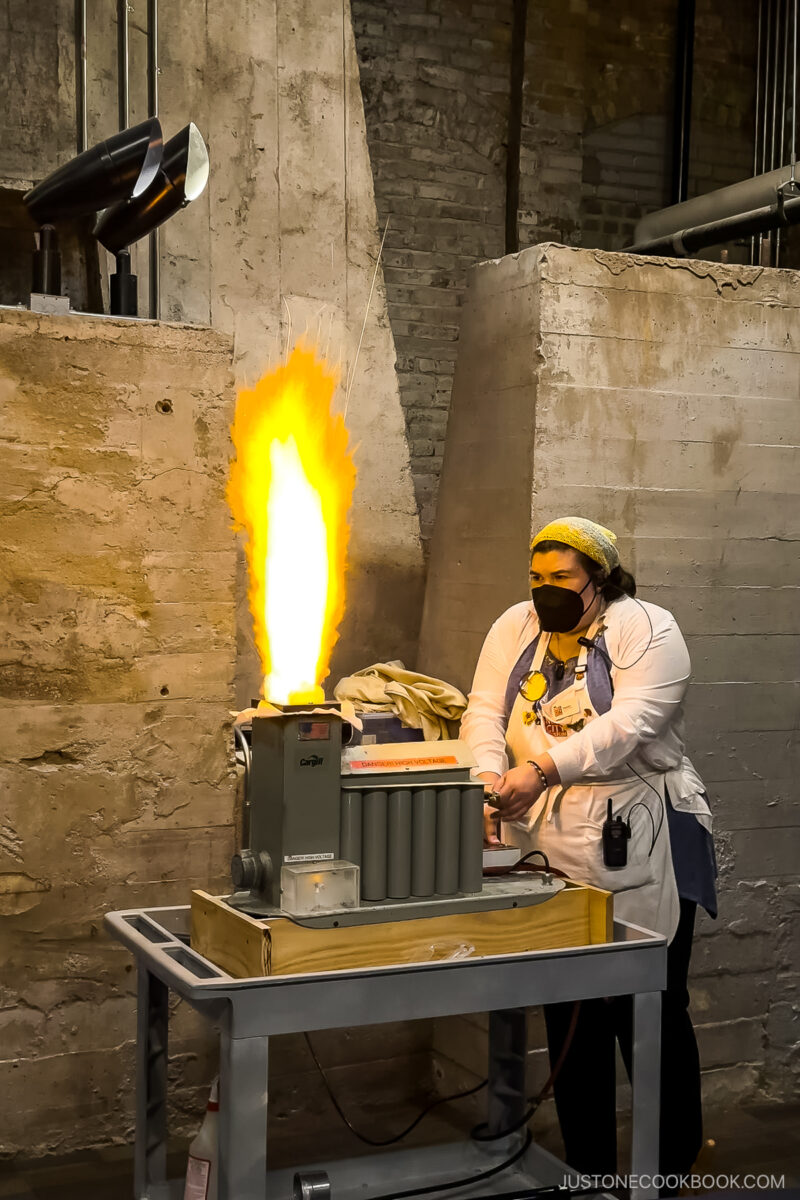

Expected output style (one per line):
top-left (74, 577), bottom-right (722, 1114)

top-left (191, 883), bottom-right (613, 979)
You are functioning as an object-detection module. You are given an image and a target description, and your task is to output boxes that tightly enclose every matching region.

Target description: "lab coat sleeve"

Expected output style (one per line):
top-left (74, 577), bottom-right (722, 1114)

top-left (459, 608), bottom-right (523, 778)
top-left (547, 604), bottom-right (691, 786)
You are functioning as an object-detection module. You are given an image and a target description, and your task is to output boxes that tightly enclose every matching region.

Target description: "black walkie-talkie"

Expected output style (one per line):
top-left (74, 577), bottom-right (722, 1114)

top-left (602, 797), bottom-right (630, 867)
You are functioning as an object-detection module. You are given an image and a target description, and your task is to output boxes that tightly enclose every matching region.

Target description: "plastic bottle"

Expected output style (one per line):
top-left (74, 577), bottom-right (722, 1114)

top-left (183, 1078), bottom-right (219, 1200)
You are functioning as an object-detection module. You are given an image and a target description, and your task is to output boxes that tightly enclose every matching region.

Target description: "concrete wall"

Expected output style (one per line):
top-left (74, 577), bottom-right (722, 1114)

top-left (0, 0), bottom-right (430, 1162)
top-left (0, 0), bottom-right (425, 703)
top-left (419, 243), bottom-right (800, 1105)
top-left (0, 308), bottom-right (238, 1154)
top-left (142, 0), bottom-right (425, 702)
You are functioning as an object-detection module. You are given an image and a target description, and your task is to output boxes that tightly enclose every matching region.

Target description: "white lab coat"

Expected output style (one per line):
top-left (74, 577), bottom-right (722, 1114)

top-left (460, 596), bottom-right (712, 940)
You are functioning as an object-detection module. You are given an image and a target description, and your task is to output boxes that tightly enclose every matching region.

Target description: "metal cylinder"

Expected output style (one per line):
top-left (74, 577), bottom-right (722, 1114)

top-left (339, 791), bottom-right (362, 867)
top-left (411, 788), bottom-right (437, 897)
top-left (33, 226), bottom-right (62, 295)
top-left (435, 788), bottom-right (461, 896)
top-left (387, 789), bottom-right (412, 898)
top-left (110, 250), bottom-right (138, 317)
top-left (459, 786), bottom-right (484, 895)
top-left (293, 1172), bottom-right (331, 1200)
top-left (361, 790), bottom-right (388, 901)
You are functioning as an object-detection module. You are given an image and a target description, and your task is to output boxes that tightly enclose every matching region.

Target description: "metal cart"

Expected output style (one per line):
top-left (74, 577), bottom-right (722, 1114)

top-left (104, 906), bottom-right (665, 1200)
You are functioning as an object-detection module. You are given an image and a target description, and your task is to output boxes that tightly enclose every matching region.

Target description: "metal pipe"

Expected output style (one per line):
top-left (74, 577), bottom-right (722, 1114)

top-left (754, 0), bottom-right (764, 179)
top-left (763, 0), bottom-right (774, 175)
top-left (147, 0), bottom-right (160, 319)
top-left (752, 0), bottom-right (765, 263)
top-left (786, 0), bottom-right (791, 164)
top-left (777, 0), bottom-right (790, 262)
top-left (793, 0), bottom-right (798, 171)
top-left (117, 0), bottom-right (129, 132)
top-left (770, 0), bottom-right (780, 171)
top-left (671, 0), bottom-right (695, 205)
top-left (626, 190), bottom-right (800, 257)
top-left (75, 0), bottom-right (88, 153)
top-left (634, 162), bottom-right (799, 243)
top-left (504, 0), bottom-right (527, 254)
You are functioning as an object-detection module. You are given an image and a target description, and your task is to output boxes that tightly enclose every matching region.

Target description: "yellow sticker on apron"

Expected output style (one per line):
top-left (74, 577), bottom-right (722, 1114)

top-left (519, 670), bottom-right (548, 702)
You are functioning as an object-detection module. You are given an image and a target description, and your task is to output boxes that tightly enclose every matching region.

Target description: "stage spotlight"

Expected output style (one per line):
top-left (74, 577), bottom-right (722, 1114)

top-left (24, 119), bottom-right (162, 225)
top-left (94, 123), bottom-right (209, 316)
top-left (22, 119), bottom-right (163, 310)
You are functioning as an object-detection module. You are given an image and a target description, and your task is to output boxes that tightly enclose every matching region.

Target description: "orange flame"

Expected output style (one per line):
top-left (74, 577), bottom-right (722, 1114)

top-left (227, 344), bottom-right (356, 704)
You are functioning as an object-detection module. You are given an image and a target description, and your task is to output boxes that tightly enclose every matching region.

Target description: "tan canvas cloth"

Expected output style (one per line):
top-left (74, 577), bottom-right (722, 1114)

top-left (334, 660), bottom-right (467, 740)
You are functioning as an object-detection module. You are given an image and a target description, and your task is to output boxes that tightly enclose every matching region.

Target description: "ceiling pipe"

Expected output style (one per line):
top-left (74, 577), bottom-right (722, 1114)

top-left (625, 189), bottom-right (800, 257)
top-left (631, 163), bottom-right (800, 245)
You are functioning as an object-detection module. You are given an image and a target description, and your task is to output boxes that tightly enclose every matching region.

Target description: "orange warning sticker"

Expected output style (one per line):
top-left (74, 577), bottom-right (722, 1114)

top-left (350, 755), bottom-right (459, 769)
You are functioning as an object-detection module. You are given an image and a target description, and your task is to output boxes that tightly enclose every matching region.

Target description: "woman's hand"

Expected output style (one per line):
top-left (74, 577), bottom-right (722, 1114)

top-left (483, 803), bottom-right (501, 846)
top-left (491, 763), bottom-right (546, 823)
top-left (477, 771), bottom-right (501, 846)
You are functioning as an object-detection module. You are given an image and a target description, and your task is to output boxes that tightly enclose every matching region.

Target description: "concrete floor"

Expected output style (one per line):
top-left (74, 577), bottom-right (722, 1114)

top-left (0, 1101), bottom-right (798, 1199)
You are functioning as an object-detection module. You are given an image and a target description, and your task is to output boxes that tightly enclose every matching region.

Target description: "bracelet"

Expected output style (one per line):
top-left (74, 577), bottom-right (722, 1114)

top-left (527, 759), bottom-right (549, 790)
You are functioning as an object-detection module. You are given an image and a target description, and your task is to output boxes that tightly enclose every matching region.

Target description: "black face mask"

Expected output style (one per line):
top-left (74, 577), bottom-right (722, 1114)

top-left (531, 577), bottom-right (595, 633)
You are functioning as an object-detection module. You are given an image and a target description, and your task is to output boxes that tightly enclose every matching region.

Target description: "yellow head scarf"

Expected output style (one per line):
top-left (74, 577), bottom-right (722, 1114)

top-left (530, 516), bottom-right (620, 574)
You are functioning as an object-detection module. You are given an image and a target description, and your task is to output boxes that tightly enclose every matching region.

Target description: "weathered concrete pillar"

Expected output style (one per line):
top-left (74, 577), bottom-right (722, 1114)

top-left (0, 308), bottom-right (237, 1153)
top-left (155, 0), bottom-right (425, 701)
top-left (420, 241), bottom-right (800, 1104)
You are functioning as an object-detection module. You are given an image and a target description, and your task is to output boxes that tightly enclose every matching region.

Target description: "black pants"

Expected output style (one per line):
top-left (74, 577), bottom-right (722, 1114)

top-left (543, 898), bottom-right (702, 1176)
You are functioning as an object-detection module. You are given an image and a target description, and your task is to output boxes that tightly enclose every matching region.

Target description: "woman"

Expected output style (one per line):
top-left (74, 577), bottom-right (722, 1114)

top-left (460, 516), bottom-right (717, 1180)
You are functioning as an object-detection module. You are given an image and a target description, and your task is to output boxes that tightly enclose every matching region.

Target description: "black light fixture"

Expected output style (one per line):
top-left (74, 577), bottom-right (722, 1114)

top-left (22, 119), bottom-right (162, 307)
top-left (94, 123), bottom-right (209, 317)
top-left (24, 118), bottom-right (163, 224)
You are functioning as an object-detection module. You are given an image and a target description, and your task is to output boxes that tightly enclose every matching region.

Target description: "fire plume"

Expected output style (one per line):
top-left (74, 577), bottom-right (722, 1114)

top-left (227, 344), bottom-right (356, 704)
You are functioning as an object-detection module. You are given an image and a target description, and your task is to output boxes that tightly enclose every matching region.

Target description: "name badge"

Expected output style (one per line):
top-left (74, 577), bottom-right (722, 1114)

top-left (542, 693), bottom-right (582, 722)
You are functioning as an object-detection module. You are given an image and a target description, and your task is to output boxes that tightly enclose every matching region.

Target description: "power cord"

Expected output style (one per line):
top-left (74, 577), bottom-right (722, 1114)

top-left (483, 848), bottom-right (569, 881)
top-left (303, 1032), bottom-right (487, 1147)
top-left (577, 585), bottom-right (655, 671)
top-left (625, 760), bottom-right (666, 856)
top-left (362, 1130), bottom-right (533, 1200)
top-left (359, 1001), bottom-right (583, 1200)
top-left (305, 997), bottom-right (583, 1200)
top-left (471, 999), bottom-right (581, 1143)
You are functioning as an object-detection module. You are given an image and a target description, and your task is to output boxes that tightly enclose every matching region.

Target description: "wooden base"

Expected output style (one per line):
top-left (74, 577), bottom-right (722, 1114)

top-left (191, 883), bottom-right (613, 979)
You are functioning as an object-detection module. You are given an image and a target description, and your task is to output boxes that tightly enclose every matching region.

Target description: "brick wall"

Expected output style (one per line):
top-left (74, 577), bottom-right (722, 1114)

top-left (352, 0), bottom-right (761, 544)
top-left (351, 0), bottom-right (512, 539)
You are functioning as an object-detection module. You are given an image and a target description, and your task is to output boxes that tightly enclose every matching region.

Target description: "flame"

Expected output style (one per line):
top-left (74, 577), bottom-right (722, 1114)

top-left (227, 344), bottom-right (356, 704)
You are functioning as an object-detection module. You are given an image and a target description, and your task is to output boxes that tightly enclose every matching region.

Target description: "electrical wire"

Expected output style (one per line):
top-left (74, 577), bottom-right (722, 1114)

top-left (363, 1130), bottom-right (533, 1200)
top-left (625, 800), bottom-right (657, 855)
top-left (305, 991), bottom-right (583, 1200)
top-left (471, 1000), bottom-right (581, 1144)
top-left (577, 585), bottom-right (655, 672)
top-left (483, 850), bottom-right (570, 881)
top-left (625, 761), bottom-right (666, 856)
top-left (480, 1188), bottom-right (609, 1200)
top-left (303, 1032), bottom-right (487, 1147)
top-left (306, 997), bottom-right (582, 1200)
